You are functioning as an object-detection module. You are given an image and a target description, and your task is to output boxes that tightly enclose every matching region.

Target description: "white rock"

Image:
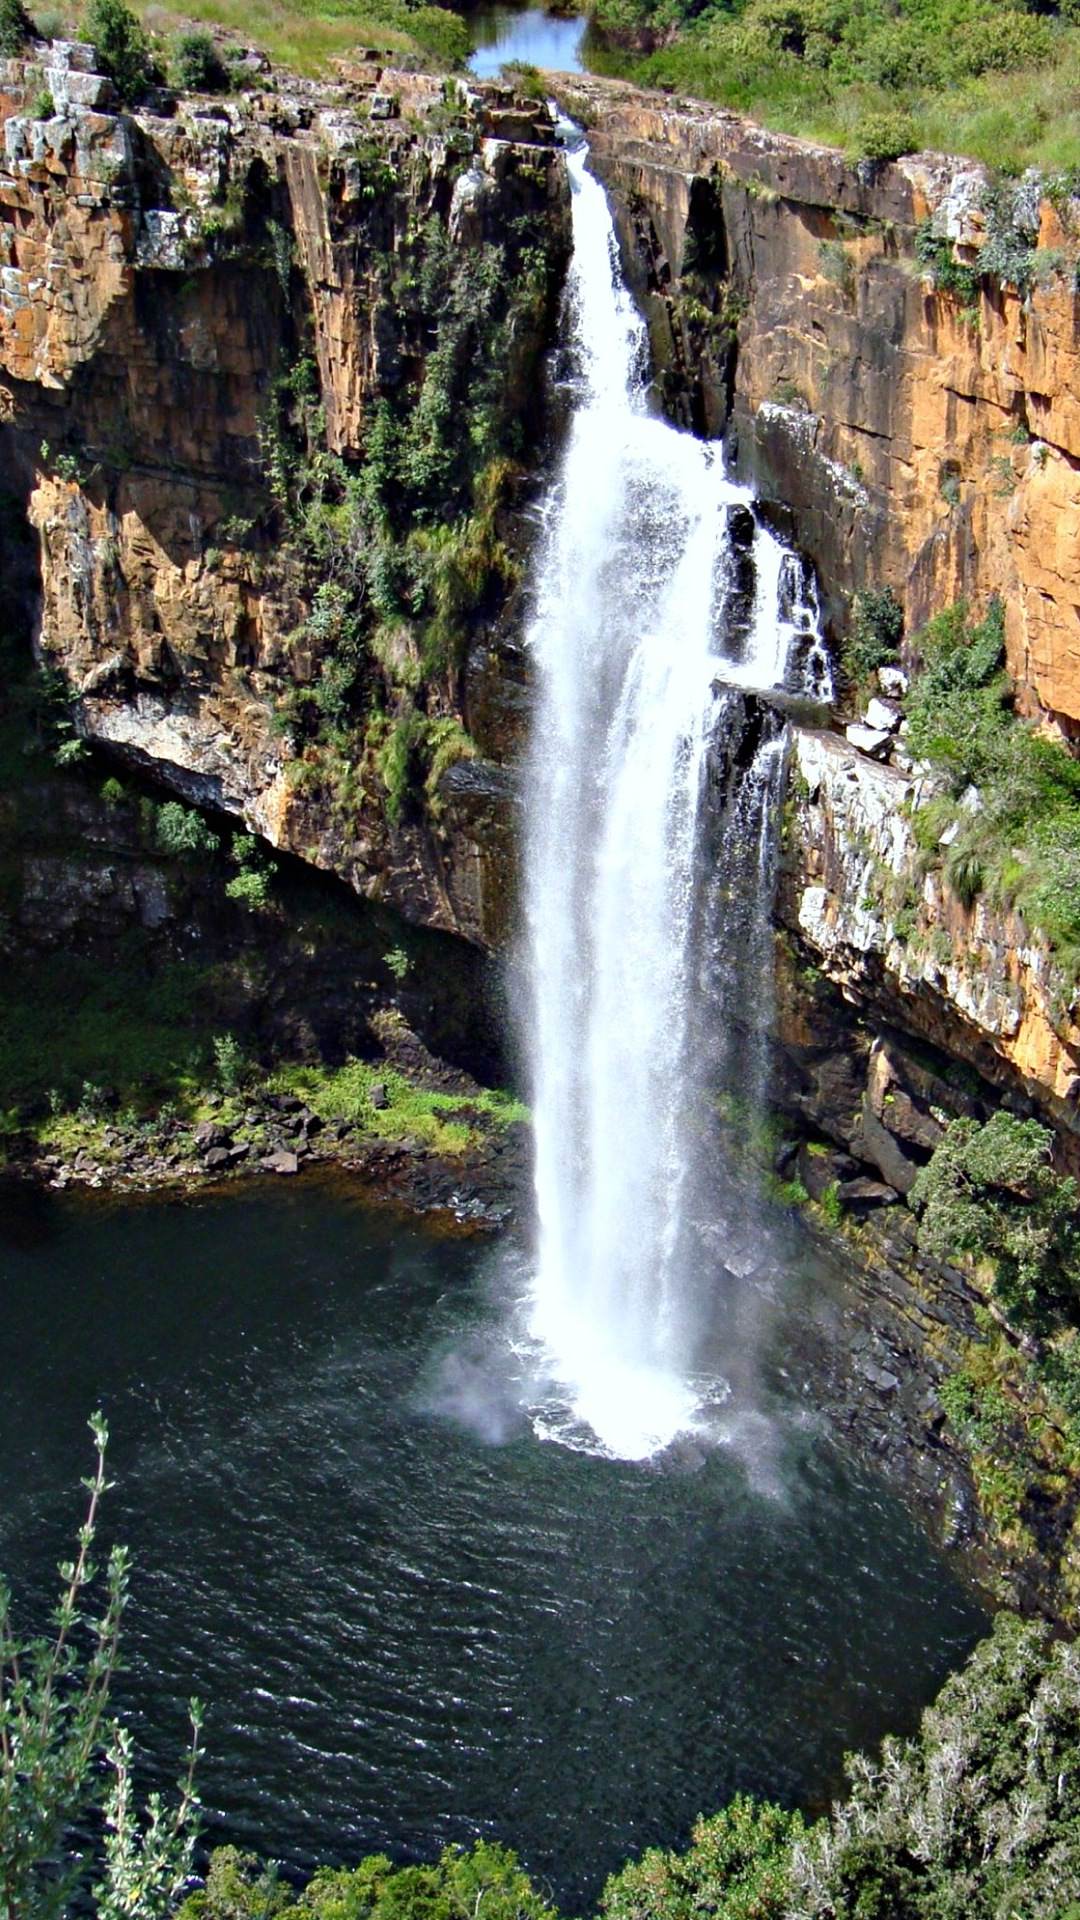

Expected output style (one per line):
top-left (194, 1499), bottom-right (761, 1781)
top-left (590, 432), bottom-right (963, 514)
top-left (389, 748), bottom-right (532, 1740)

top-left (864, 696), bottom-right (901, 732)
top-left (877, 665), bottom-right (908, 698)
top-left (845, 722), bottom-right (892, 756)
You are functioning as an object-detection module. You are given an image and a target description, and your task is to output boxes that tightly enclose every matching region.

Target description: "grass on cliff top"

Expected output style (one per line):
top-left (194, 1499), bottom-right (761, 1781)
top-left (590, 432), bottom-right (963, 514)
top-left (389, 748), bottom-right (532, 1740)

top-left (34, 0), bottom-right (470, 79)
top-left (588, 0), bottom-right (1080, 175)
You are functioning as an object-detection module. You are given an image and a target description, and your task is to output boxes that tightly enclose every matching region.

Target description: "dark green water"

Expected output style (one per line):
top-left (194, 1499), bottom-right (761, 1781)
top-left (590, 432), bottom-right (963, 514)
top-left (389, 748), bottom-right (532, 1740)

top-left (0, 1176), bottom-right (985, 1906)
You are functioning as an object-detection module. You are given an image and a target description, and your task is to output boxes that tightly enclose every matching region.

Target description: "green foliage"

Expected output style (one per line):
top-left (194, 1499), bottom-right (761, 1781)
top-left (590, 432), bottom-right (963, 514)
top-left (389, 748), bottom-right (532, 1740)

top-left (914, 219), bottom-right (981, 307)
top-left (32, 85), bottom-right (54, 118)
top-left (0, 0), bottom-right (33, 55)
top-left (259, 190), bottom-right (554, 829)
top-left (588, 0), bottom-right (1080, 172)
top-left (819, 1179), bottom-right (843, 1227)
top-left (853, 108), bottom-right (918, 162)
top-left (818, 236), bottom-right (854, 293)
top-left (225, 832), bottom-right (274, 912)
top-left (179, 1841), bottom-right (557, 1920)
top-left (789, 1612), bottom-right (1080, 1918)
top-left (172, 29), bottom-right (227, 90)
top-left (843, 584), bottom-right (903, 681)
top-left (911, 1109), bottom-right (1080, 1320)
top-left (600, 1797), bottom-right (802, 1920)
top-left (0, 1413), bottom-right (202, 1920)
top-left (384, 944), bottom-right (410, 982)
top-left (904, 596), bottom-right (1080, 958)
top-left (263, 1054), bottom-right (527, 1154)
top-left (152, 798), bottom-right (221, 860)
top-left (212, 1031), bottom-right (245, 1091)
top-left (83, 0), bottom-right (156, 103)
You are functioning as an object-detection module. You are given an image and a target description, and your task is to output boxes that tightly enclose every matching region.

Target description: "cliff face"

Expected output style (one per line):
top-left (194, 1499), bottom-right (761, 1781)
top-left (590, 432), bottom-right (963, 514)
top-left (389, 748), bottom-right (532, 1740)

top-left (782, 724), bottom-right (1080, 1142)
top-left (0, 45), bottom-right (570, 947)
top-left (558, 75), bottom-right (1080, 730)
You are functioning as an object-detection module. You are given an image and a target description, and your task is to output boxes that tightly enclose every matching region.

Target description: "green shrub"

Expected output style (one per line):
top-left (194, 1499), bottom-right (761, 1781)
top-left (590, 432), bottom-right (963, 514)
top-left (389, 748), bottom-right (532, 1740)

top-left (152, 798), bottom-right (221, 860)
top-left (212, 1031), bottom-right (245, 1090)
top-left (844, 584), bottom-right (904, 680)
top-left (601, 1797), bottom-right (802, 1920)
top-left (0, 0), bottom-right (33, 54)
top-left (854, 109), bottom-right (918, 163)
top-left (789, 1613), bottom-right (1080, 1918)
top-left (172, 29), bottom-right (227, 91)
top-left (179, 1840), bottom-right (558, 1920)
top-left (904, 596), bottom-right (1080, 951)
top-left (910, 1109), bottom-right (1080, 1321)
top-left (83, 0), bottom-right (155, 103)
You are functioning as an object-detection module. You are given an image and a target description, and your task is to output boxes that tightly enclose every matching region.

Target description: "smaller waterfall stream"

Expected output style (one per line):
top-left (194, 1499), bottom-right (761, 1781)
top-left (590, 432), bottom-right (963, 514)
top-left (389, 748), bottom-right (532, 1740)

top-left (523, 133), bottom-right (830, 1459)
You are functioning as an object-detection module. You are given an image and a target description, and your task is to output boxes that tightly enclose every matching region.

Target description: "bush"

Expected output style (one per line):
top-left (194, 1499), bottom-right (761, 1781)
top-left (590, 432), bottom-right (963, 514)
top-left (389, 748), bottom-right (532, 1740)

top-left (601, 1797), bottom-right (802, 1920)
top-left (152, 799), bottom-right (221, 860)
top-left (178, 1840), bottom-right (559, 1920)
top-left (172, 29), bottom-right (227, 91)
top-left (0, 0), bottom-right (33, 55)
top-left (854, 109), bottom-right (918, 163)
top-left (904, 596), bottom-right (1080, 952)
top-left (83, 0), bottom-right (155, 103)
top-left (910, 1109), bottom-right (1080, 1321)
top-left (843, 584), bottom-right (903, 681)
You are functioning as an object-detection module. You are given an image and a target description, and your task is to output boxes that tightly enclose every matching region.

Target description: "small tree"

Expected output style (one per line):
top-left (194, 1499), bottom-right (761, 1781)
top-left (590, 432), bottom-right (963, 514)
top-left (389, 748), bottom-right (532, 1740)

top-left (83, 0), bottom-right (154, 104)
top-left (172, 30), bottom-right (226, 93)
top-left (0, 1411), bottom-right (202, 1919)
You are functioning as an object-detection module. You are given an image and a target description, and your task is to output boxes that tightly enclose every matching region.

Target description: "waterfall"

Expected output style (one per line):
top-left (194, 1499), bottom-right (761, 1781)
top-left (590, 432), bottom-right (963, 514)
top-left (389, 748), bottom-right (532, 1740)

top-left (521, 132), bottom-right (830, 1461)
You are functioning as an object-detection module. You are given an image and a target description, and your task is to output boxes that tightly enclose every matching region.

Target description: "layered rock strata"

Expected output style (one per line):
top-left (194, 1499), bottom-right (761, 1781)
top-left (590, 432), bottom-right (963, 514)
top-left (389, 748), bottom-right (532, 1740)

top-left (0, 45), bottom-right (570, 945)
top-left (557, 73), bottom-right (1080, 729)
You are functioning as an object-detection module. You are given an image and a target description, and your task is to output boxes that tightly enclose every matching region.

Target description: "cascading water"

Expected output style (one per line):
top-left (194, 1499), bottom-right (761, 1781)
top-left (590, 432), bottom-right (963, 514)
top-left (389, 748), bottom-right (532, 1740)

top-left (522, 131), bottom-right (831, 1461)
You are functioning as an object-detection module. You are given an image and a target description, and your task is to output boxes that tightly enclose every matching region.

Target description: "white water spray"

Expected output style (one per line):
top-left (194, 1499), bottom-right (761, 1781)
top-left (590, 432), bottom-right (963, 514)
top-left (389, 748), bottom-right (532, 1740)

top-left (522, 136), bottom-right (828, 1460)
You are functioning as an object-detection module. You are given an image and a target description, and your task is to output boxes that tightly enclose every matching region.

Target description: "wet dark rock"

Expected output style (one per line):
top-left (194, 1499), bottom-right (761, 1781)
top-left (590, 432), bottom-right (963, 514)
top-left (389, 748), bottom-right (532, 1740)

top-left (267, 1093), bottom-right (303, 1114)
top-left (203, 1146), bottom-right (232, 1172)
top-left (194, 1121), bottom-right (232, 1153)
top-left (261, 1148), bottom-right (299, 1175)
top-left (838, 1176), bottom-right (899, 1209)
top-left (369, 1083), bottom-right (389, 1110)
top-left (855, 1100), bottom-right (921, 1196)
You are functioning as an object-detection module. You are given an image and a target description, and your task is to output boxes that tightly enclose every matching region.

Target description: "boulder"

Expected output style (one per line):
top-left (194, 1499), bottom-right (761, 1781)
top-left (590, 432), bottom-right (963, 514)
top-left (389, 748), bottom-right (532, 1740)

top-left (845, 722), bottom-right (893, 757)
top-left (261, 1148), bottom-right (299, 1175)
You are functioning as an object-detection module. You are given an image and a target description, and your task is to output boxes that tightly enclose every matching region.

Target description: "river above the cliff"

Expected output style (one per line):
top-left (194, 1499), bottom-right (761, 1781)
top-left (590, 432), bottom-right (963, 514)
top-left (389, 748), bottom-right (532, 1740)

top-left (467, 0), bottom-right (585, 78)
top-left (0, 1176), bottom-right (986, 1905)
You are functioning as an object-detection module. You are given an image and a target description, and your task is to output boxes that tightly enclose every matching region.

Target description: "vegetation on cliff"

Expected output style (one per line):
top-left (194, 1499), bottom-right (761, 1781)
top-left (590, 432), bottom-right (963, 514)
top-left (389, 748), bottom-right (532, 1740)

top-left (586, 0), bottom-right (1080, 171)
top-left (854, 593), bottom-right (1080, 982)
top-left (261, 188), bottom-right (557, 833)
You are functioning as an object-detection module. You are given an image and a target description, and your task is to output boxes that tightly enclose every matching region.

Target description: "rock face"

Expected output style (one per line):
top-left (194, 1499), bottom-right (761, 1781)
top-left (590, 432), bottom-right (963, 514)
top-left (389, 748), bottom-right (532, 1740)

top-left (783, 725), bottom-right (1080, 1139)
top-left (557, 74), bottom-right (1080, 728)
top-left (0, 49), bottom-right (571, 947)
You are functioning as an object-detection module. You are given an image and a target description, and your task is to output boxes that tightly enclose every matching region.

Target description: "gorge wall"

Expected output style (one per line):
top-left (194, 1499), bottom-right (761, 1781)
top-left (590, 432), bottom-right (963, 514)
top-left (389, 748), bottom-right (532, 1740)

top-left (553, 73), bottom-right (1080, 1150)
top-left (560, 73), bottom-right (1080, 728)
top-left (0, 43), bottom-right (569, 948)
